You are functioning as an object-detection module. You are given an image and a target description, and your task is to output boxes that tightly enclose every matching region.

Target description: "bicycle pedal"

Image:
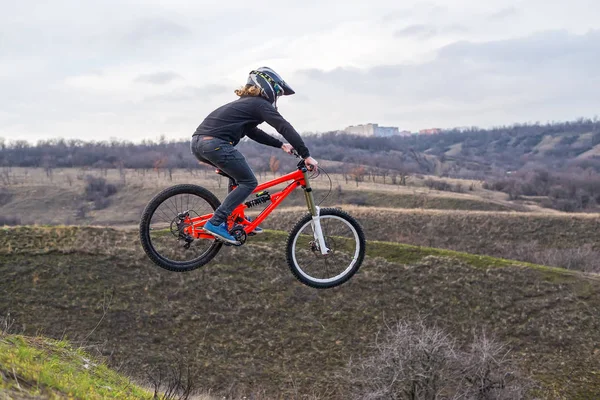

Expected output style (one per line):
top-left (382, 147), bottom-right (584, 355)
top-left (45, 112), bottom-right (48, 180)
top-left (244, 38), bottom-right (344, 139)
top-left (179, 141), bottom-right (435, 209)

top-left (215, 238), bottom-right (242, 247)
top-left (223, 241), bottom-right (243, 247)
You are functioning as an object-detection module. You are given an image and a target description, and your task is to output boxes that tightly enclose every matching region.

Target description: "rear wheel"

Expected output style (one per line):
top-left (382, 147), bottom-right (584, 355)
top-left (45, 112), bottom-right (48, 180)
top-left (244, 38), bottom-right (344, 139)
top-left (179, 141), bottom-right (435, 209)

top-left (139, 184), bottom-right (222, 272)
top-left (286, 208), bottom-right (366, 289)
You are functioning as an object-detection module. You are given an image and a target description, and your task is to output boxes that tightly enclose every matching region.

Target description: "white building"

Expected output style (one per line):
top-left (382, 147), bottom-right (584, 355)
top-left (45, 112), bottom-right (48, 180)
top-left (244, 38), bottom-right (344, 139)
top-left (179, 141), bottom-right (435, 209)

top-left (344, 123), bottom-right (401, 137)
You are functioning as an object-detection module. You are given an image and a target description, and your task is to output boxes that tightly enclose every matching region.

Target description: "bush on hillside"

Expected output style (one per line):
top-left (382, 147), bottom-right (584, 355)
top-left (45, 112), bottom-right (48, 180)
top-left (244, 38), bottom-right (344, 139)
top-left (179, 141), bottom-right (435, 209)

top-left (345, 319), bottom-right (532, 400)
top-left (425, 178), bottom-right (465, 194)
top-left (83, 175), bottom-right (118, 210)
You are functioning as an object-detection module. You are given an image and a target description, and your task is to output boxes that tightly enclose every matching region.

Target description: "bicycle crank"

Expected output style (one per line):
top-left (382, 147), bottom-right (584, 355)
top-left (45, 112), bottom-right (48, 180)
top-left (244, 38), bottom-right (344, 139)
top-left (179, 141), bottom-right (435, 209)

top-left (223, 225), bottom-right (247, 247)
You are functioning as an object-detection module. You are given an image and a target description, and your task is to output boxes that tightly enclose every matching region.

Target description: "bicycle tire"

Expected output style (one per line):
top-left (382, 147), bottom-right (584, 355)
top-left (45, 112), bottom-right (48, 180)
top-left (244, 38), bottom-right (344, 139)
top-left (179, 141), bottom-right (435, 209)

top-left (139, 184), bottom-right (223, 272)
top-left (286, 208), bottom-right (366, 289)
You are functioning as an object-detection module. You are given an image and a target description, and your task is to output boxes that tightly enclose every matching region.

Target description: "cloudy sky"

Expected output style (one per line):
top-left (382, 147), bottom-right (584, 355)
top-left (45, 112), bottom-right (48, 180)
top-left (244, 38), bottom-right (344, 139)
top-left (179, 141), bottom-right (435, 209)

top-left (1, 0), bottom-right (599, 143)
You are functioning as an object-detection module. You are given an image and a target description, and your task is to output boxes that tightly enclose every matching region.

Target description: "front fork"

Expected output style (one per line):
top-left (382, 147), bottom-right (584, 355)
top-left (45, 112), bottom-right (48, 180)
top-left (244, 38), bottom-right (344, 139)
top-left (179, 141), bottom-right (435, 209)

top-left (303, 170), bottom-right (330, 255)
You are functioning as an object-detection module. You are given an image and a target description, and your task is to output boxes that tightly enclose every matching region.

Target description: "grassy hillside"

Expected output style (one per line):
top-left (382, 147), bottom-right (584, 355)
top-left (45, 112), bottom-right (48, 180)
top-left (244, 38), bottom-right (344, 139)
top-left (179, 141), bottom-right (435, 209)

top-left (402, 121), bottom-right (600, 173)
top-left (0, 334), bottom-right (152, 399)
top-left (2, 226), bottom-right (600, 398)
top-left (263, 207), bottom-right (600, 271)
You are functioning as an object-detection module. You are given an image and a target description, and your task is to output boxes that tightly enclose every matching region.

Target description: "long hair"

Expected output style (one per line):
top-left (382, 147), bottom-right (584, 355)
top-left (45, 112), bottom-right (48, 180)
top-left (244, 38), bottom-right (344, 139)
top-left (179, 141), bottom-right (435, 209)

top-left (235, 84), bottom-right (263, 97)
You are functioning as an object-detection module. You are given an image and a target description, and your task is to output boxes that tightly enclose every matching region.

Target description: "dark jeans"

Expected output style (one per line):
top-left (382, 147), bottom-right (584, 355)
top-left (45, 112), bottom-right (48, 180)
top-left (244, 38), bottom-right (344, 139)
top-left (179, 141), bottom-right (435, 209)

top-left (190, 135), bottom-right (258, 225)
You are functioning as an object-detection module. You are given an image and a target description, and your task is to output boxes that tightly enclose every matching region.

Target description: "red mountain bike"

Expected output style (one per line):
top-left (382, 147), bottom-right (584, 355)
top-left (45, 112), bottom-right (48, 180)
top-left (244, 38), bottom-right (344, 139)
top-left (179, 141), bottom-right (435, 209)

top-left (139, 154), bottom-right (366, 289)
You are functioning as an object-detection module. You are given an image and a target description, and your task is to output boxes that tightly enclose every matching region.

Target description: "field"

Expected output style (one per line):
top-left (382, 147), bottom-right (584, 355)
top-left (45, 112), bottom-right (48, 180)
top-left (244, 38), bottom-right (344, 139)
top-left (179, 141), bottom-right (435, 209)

top-left (0, 167), bottom-right (542, 227)
top-left (3, 166), bottom-right (600, 398)
top-left (2, 167), bottom-right (599, 270)
top-left (2, 226), bottom-right (600, 399)
top-left (263, 207), bottom-right (600, 272)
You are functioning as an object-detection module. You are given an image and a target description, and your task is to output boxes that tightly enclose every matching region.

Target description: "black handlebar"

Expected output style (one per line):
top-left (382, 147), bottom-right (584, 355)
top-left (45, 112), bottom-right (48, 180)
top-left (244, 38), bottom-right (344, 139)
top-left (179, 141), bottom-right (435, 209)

top-left (289, 148), bottom-right (316, 171)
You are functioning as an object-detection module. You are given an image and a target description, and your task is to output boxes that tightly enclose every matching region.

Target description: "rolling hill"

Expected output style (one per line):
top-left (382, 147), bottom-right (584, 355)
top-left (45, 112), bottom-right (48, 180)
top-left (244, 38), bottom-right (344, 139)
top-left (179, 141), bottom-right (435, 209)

top-left (2, 226), bottom-right (600, 398)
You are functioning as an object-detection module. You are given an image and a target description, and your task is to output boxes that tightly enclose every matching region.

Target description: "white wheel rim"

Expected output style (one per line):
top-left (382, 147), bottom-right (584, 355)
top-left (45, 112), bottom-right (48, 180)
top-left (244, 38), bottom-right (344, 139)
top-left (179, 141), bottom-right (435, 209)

top-left (291, 215), bottom-right (360, 284)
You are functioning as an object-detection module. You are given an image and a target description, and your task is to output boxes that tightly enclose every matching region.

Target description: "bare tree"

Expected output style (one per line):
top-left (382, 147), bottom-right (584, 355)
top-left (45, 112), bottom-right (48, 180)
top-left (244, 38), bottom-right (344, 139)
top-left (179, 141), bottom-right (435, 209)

top-left (350, 166), bottom-right (366, 187)
top-left (269, 155), bottom-right (281, 177)
top-left (154, 157), bottom-right (167, 178)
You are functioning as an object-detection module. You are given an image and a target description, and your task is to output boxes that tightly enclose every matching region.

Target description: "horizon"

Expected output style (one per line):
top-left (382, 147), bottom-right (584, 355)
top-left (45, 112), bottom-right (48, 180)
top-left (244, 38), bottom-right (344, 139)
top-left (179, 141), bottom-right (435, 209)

top-left (1, 115), bottom-right (599, 146)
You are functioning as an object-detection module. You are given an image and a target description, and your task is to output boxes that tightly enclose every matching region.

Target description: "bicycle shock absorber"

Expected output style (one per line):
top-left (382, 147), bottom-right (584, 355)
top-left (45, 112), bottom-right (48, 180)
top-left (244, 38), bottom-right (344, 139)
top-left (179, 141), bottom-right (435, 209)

top-left (245, 191), bottom-right (271, 208)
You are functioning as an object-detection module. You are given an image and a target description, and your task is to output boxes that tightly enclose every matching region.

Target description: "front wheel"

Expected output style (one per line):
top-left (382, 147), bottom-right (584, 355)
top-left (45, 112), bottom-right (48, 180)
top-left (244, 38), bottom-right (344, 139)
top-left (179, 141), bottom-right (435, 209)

top-left (286, 208), bottom-right (366, 289)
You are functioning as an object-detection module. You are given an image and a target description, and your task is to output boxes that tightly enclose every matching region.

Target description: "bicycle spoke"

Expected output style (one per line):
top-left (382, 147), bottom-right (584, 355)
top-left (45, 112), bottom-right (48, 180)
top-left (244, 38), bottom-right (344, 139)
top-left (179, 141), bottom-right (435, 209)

top-left (147, 192), bottom-right (217, 263)
top-left (291, 214), bottom-right (360, 284)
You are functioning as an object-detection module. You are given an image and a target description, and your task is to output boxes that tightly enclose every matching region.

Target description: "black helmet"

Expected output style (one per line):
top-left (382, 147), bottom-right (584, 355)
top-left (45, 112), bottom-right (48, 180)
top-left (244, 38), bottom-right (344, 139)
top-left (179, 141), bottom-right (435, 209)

top-left (247, 67), bottom-right (295, 107)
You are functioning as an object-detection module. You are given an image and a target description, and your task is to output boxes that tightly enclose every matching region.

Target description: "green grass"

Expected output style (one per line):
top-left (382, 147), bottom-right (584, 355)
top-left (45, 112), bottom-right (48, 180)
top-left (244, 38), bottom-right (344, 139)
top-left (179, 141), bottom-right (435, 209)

top-left (0, 334), bottom-right (151, 399)
top-left (257, 230), bottom-right (582, 277)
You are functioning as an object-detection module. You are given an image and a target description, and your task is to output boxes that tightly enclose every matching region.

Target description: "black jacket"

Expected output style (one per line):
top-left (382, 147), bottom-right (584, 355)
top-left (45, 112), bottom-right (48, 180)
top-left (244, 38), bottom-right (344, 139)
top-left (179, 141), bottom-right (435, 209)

top-left (193, 96), bottom-right (310, 158)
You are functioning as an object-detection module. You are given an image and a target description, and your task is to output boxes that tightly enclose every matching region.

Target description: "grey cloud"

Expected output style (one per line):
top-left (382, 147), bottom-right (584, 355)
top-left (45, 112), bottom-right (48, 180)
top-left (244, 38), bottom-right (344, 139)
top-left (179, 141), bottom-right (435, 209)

top-left (437, 30), bottom-right (600, 71)
top-left (299, 30), bottom-right (600, 125)
top-left (134, 72), bottom-right (182, 85)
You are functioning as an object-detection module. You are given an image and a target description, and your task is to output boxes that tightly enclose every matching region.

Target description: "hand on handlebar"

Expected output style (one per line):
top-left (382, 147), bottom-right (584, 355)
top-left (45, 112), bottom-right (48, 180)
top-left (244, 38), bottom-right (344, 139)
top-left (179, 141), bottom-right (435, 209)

top-left (285, 146), bottom-right (318, 171)
top-left (304, 156), bottom-right (318, 171)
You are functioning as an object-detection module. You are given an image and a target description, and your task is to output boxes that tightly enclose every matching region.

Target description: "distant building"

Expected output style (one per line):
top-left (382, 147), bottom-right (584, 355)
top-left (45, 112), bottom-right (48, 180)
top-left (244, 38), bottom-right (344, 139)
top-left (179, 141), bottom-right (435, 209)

top-left (344, 123), bottom-right (401, 137)
top-left (419, 128), bottom-right (442, 135)
top-left (398, 130), bottom-right (413, 136)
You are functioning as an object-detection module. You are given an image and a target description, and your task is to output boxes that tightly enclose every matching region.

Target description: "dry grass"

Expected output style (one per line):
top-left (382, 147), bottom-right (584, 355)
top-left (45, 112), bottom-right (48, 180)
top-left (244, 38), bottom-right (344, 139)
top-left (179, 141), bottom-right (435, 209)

top-left (264, 207), bottom-right (600, 273)
top-left (0, 168), bottom-right (530, 227)
top-left (2, 226), bottom-right (600, 399)
top-left (0, 167), bottom-right (491, 198)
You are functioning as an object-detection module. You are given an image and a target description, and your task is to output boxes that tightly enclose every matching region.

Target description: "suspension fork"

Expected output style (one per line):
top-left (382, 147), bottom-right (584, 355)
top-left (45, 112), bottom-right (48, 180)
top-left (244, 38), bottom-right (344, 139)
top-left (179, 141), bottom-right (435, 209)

top-left (302, 170), bottom-right (330, 255)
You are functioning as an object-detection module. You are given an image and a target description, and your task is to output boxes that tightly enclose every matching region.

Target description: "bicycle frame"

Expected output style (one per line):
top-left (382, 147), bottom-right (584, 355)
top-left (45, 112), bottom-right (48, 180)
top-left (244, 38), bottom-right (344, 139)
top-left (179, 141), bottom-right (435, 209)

top-left (182, 165), bottom-right (319, 242)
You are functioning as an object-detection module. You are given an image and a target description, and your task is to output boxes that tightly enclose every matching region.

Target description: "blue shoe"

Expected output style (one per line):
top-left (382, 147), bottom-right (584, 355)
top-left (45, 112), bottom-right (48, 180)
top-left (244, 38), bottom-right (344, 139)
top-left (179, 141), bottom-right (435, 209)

top-left (245, 217), bottom-right (263, 235)
top-left (203, 222), bottom-right (240, 245)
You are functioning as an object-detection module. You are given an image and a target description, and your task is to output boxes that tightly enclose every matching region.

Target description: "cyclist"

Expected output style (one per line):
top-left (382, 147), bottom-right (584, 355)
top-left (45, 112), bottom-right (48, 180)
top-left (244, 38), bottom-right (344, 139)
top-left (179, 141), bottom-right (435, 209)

top-left (191, 67), bottom-right (318, 244)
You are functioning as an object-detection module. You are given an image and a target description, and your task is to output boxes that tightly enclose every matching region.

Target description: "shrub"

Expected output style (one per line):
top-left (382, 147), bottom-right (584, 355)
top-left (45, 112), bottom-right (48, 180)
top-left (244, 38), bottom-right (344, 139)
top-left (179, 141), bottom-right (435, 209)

top-left (345, 319), bottom-right (532, 400)
top-left (425, 178), bottom-right (452, 192)
top-left (83, 175), bottom-right (118, 210)
top-left (425, 179), bottom-right (466, 193)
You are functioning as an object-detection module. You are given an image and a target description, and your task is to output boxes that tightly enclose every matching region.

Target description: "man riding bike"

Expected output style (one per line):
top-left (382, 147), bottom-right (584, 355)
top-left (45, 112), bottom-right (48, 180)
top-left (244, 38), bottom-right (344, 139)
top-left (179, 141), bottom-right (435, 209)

top-left (191, 67), bottom-right (318, 244)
